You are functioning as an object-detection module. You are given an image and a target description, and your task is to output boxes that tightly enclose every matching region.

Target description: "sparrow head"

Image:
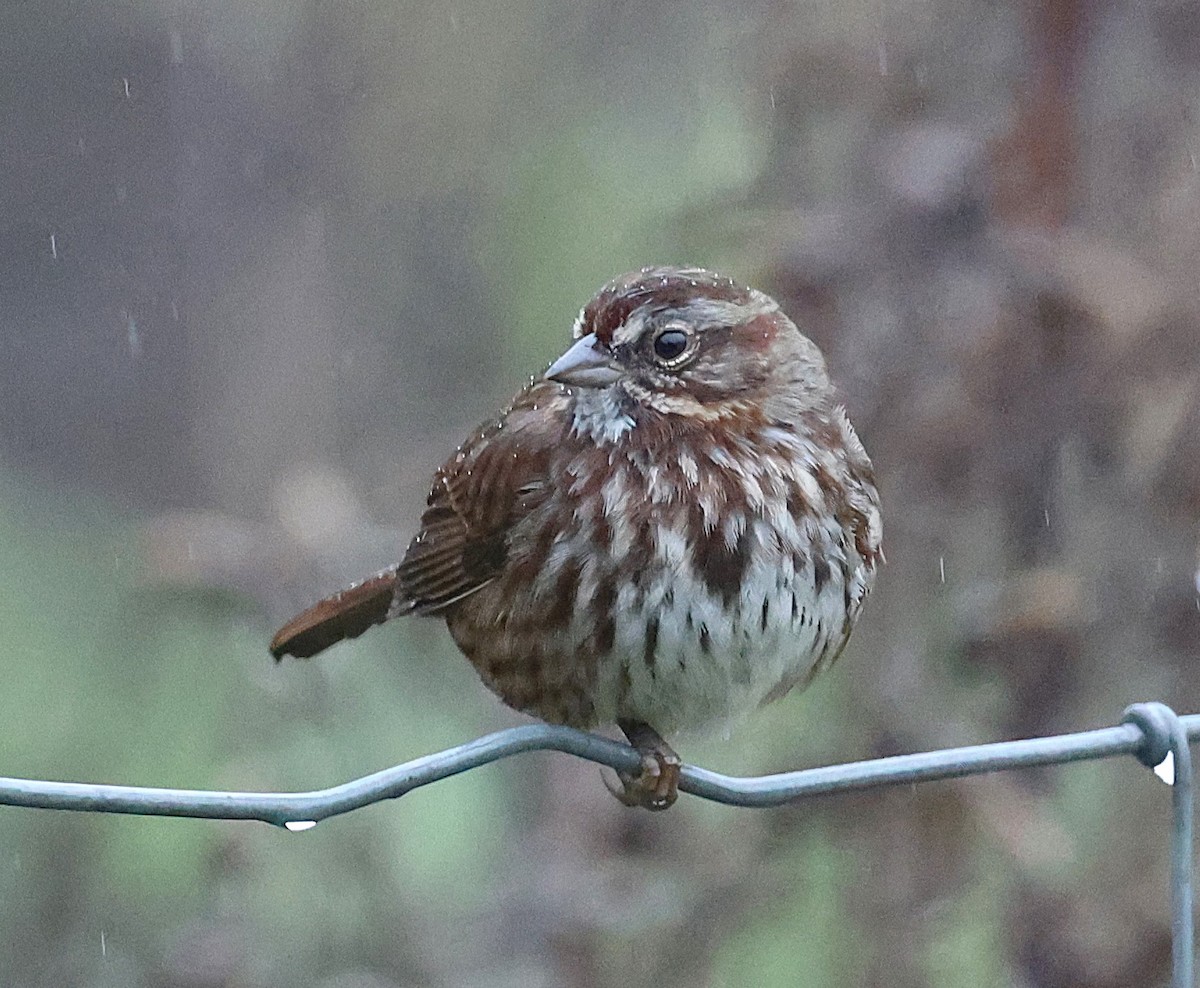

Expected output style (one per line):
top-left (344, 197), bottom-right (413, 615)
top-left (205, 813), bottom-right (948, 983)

top-left (545, 267), bottom-right (834, 425)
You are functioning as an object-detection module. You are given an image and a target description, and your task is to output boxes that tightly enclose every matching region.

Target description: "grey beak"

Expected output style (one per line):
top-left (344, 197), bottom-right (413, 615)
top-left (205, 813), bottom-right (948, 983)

top-left (545, 333), bottom-right (623, 388)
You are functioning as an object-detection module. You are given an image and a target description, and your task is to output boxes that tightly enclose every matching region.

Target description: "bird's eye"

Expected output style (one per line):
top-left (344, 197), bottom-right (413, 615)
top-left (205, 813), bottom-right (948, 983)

top-left (652, 327), bottom-right (691, 365)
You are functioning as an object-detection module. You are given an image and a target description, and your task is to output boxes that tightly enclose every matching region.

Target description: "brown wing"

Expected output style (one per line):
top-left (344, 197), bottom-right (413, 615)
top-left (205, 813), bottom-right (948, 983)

top-left (393, 380), bottom-right (567, 615)
top-left (270, 381), bottom-right (568, 660)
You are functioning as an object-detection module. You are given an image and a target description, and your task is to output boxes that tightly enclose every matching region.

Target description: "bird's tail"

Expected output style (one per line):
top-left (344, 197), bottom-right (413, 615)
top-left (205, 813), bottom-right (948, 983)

top-left (270, 566), bottom-right (399, 660)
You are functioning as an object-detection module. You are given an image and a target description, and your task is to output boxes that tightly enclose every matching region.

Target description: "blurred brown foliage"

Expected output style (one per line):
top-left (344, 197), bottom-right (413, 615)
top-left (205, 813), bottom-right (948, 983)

top-left (3, 1), bottom-right (1199, 986)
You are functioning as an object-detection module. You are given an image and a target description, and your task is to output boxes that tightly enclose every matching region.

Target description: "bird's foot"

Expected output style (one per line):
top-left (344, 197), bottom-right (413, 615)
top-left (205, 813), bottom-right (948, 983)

top-left (604, 720), bottom-right (681, 811)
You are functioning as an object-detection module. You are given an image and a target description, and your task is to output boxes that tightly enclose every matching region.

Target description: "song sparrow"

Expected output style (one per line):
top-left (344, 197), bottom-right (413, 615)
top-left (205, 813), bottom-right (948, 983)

top-left (271, 267), bottom-right (882, 809)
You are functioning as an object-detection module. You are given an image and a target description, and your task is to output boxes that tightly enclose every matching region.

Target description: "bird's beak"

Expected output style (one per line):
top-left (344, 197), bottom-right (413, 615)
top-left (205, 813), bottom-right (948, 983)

top-left (545, 333), bottom-right (623, 388)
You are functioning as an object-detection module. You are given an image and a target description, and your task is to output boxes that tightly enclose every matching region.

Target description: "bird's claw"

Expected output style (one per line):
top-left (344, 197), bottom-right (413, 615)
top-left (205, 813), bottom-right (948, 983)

top-left (602, 747), bottom-right (681, 811)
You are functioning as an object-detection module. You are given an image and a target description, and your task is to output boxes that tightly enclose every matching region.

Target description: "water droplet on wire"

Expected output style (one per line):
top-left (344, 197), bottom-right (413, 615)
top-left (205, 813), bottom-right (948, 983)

top-left (1154, 751), bottom-right (1176, 786)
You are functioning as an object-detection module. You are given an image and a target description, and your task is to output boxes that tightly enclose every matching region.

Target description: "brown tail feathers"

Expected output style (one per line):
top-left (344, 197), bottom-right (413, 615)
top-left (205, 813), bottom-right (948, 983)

top-left (270, 567), bottom-right (399, 660)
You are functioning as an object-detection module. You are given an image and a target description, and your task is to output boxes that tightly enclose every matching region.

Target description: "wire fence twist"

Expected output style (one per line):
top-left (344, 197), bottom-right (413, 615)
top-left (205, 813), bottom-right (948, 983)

top-left (1, 702), bottom-right (1195, 986)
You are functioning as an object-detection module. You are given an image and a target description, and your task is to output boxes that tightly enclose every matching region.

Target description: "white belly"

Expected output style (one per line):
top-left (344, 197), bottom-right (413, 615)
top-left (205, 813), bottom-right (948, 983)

top-left (589, 515), bottom-right (852, 735)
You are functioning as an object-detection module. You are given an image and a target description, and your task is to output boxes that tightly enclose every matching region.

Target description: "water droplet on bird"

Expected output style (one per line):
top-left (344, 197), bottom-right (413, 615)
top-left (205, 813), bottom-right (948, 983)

top-left (284, 820), bottom-right (318, 832)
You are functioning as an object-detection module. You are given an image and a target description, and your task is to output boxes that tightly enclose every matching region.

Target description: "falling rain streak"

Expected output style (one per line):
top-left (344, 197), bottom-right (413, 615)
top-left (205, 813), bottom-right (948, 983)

top-left (125, 313), bottom-right (141, 358)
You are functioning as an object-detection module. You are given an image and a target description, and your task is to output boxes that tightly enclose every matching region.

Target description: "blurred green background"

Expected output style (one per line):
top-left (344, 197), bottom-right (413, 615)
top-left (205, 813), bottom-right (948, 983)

top-left (3, 1), bottom-right (1200, 985)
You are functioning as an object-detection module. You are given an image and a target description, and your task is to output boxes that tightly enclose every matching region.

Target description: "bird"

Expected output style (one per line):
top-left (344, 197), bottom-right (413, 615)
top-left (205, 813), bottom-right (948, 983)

top-left (271, 266), bottom-right (882, 810)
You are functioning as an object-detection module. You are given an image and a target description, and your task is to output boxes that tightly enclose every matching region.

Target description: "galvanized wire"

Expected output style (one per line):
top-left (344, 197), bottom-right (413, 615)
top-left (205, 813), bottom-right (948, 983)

top-left (1, 702), bottom-right (1196, 984)
top-left (1123, 703), bottom-right (1195, 988)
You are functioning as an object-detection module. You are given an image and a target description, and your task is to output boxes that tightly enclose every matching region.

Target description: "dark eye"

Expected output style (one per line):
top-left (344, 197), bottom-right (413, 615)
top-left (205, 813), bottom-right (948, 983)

top-left (652, 328), bottom-right (690, 363)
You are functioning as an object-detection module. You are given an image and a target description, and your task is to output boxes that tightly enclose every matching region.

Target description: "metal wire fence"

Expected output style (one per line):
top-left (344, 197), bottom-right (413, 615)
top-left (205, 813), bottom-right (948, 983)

top-left (1, 701), bottom-right (1195, 986)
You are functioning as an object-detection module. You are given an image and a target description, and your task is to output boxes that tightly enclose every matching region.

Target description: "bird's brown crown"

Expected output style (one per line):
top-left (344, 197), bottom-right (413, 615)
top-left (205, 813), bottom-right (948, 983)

top-left (577, 267), bottom-right (753, 346)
